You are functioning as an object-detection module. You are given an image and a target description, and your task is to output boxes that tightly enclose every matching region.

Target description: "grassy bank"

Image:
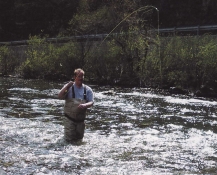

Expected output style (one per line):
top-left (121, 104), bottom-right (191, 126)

top-left (1, 35), bottom-right (217, 93)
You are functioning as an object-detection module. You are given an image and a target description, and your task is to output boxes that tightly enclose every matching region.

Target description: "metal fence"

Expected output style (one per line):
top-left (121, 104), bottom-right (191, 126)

top-left (1, 25), bottom-right (217, 46)
top-left (157, 25), bottom-right (217, 35)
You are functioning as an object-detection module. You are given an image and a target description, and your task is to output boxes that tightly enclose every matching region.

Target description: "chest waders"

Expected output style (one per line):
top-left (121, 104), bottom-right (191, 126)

top-left (63, 85), bottom-right (87, 142)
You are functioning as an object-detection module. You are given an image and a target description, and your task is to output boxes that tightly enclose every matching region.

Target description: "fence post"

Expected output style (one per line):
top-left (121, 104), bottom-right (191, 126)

top-left (197, 25), bottom-right (200, 36)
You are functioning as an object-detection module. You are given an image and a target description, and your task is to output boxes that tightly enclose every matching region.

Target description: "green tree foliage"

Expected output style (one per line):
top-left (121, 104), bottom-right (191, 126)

top-left (198, 35), bottom-right (217, 88)
top-left (158, 0), bottom-right (217, 27)
top-left (0, 0), bottom-right (79, 41)
top-left (20, 35), bottom-right (88, 80)
top-left (0, 45), bottom-right (18, 76)
top-left (144, 35), bottom-right (217, 90)
top-left (21, 35), bottom-right (53, 79)
top-left (1, 0), bottom-right (217, 42)
top-left (66, 0), bottom-right (155, 85)
top-left (2, 0), bottom-right (217, 92)
top-left (0, 46), bottom-right (10, 75)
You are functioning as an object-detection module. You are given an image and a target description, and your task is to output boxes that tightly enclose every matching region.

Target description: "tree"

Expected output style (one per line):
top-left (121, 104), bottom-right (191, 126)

top-left (66, 0), bottom-right (155, 85)
top-left (0, 0), bottom-right (79, 41)
top-left (0, 0), bottom-right (16, 41)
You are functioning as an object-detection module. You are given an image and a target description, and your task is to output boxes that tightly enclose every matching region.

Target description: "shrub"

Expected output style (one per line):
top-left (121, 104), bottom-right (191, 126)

top-left (0, 45), bottom-right (17, 76)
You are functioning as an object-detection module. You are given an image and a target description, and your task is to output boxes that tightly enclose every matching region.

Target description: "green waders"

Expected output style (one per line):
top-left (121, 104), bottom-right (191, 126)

top-left (64, 98), bottom-right (87, 142)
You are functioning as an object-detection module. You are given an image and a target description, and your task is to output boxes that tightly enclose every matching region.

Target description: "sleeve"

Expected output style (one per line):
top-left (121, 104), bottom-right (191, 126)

top-left (86, 87), bottom-right (94, 102)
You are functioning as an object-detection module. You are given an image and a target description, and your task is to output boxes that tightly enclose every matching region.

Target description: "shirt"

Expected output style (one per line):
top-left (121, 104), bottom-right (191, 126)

top-left (65, 83), bottom-right (94, 102)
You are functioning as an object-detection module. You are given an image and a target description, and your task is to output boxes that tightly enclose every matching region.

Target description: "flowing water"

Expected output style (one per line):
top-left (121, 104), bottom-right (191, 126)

top-left (1, 77), bottom-right (217, 175)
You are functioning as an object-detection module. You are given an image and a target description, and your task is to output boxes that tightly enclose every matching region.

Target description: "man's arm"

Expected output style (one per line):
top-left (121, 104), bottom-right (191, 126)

top-left (78, 87), bottom-right (94, 109)
top-left (78, 101), bottom-right (94, 109)
top-left (58, 81), bottom-right (73, 99)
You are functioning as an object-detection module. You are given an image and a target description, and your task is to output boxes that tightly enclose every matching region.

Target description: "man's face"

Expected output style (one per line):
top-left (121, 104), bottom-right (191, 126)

top-left (75, 72), bottom-right (84, 85)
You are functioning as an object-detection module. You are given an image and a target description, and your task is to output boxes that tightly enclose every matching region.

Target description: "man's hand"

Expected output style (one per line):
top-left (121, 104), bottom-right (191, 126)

top-left (66, 81), bottom-right (74, 88)
top-left (78, 101), bottom-right (94, 109)
top-left (78, 104), bottom-right (87, 109)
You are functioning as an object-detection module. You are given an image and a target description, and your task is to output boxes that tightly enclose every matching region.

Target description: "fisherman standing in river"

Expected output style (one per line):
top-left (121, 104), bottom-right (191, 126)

top-left (58, 68), bottom-right (94, 142)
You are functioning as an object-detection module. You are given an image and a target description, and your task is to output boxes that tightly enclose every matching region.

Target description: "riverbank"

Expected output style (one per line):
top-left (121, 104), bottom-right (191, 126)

top-left (1, 35), bottom-right (217, 98)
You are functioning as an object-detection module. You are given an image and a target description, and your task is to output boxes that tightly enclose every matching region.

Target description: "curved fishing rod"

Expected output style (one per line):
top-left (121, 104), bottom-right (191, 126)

top-left (85, 5), bottom-right (159, 68)
top-left (98, 5), bottom-right (159, 48)
top-left (64, 5), bottom-right (159, 84)
top-left (53, 5), bottom-right (159, 118)
top-left (90, 5), bottom-right (159, 115)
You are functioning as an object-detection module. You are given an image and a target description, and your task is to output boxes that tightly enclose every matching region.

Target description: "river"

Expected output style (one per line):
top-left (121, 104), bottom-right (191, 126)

top-left (0, 77), bottom-right (217, 175)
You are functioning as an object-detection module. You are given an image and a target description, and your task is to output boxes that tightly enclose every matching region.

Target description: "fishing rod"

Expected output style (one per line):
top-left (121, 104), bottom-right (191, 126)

top-left (53, 5), bottom-right (159, 117)
top-left (98, 5), bottom-right (159, 48)
top-left (62, 5), bottom-right (159, 87)
top-left (83, 5), bottom-right (159, 76)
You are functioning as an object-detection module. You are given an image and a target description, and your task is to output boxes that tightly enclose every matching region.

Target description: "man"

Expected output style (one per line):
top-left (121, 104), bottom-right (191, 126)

top-left (58, 68), bottom-right (94, 142)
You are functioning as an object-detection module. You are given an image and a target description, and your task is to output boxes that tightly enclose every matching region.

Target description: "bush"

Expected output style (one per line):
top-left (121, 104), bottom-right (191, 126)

top-left (13, 34), bottom-right (217, 91)
top-left (0, 45), bottom-right (18, 76)
top-left (20, 36), bottom-right (84, 80)
top-left (145, 35), bottom-right (217, 90)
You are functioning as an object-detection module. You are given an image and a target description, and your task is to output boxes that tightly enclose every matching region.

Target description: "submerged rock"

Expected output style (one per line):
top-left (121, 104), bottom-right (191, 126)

top-left (101, 90), bottom-right (116, 95)
top-left (169, 87), bottom-right (188, 95)
top-left (195, 85), bottom-right (217, 98)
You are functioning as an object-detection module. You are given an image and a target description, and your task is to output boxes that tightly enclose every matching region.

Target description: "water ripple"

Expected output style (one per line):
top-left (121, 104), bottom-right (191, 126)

top-left (1, 78), bottom-right (217, 174)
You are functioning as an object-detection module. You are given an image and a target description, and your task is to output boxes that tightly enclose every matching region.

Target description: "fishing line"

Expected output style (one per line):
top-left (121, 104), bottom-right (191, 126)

top-left (72, 5), bottom-right (158, 68)
top-left (98, 5), bottom-right (158, 48)
top-left (56, 5), bottom-right (159, 117)
top-left (85, 5), bottom-right (159, 119)
top-left (83, 5), bottom-right (159, 91)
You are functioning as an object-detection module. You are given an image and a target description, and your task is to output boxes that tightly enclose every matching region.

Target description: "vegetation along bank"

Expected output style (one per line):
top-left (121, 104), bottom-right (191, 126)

top-left (1, 34), bottom-right (217, 98)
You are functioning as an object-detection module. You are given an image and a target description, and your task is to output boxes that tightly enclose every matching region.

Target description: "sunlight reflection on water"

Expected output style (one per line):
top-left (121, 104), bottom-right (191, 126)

top-left (1, 78), bottom-right (217, 174)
